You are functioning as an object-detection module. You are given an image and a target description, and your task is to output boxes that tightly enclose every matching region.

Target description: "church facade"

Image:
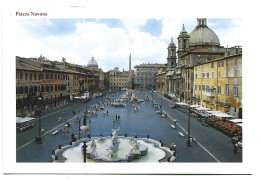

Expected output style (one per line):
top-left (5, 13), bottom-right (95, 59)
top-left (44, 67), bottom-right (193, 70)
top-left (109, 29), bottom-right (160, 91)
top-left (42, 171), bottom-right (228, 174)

top-left (166, 18), bottom-right (242, 118)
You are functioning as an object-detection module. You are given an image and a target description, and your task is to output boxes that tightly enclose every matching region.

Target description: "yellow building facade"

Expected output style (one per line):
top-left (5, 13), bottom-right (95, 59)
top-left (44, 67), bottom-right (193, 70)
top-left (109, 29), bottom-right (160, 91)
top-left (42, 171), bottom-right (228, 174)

top-left (193, 47), bottom-right (242, 118)
top-left (156, 66), bottom-right (167, 94)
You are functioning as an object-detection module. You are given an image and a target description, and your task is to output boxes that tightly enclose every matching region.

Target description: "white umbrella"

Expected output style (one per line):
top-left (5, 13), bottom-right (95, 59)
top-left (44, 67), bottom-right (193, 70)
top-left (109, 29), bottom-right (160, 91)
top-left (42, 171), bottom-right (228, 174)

top-left (229, 119), bottom-right (243, 124)
top-left (176, 102), bottom-right (189, 106)
top-left (190, 105), bottom-right (200, 108)
top-left (196, 106), bottom-right (210, 111)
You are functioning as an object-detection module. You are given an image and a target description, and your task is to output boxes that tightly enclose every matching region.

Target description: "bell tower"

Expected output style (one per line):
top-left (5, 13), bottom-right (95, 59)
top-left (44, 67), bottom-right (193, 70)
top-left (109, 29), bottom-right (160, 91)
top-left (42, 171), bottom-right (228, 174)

top-left (177, 24), bottom-right (190, 59)
top-left (167, 37), bottom-right (177, 70)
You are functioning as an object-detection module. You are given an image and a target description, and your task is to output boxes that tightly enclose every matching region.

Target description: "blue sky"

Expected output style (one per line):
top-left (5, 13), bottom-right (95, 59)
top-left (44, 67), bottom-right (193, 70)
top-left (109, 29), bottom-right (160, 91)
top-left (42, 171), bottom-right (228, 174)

top-left (15, 18), bottom-right (242, 72)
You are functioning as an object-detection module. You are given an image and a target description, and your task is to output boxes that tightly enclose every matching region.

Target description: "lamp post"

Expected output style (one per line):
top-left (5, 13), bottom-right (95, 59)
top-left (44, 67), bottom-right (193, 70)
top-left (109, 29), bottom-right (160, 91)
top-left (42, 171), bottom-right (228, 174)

top-left (186, 101), bottom-right (191, 147)
top-left (80, 111), bottom-right (88, 138)
top-left (78, 118), bottom-right (81, 139)
top-left (186, 86), bottom-right (193, 147)
top-left (160, 92), bottom-right (163, 115)
top-left (152, 89), bottom-right (154, 104)
top-left (89, 118), bottom-right (91, 137)
top-left (35, 96), bottom-right (42, 144)
top-left (81, 139), bottom-right (88, 163)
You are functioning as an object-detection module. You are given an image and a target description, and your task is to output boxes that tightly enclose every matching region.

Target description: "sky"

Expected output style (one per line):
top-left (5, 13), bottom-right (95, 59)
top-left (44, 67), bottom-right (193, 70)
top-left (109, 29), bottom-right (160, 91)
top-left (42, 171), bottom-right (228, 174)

top-left (14, 18), bottom-right (242, 72)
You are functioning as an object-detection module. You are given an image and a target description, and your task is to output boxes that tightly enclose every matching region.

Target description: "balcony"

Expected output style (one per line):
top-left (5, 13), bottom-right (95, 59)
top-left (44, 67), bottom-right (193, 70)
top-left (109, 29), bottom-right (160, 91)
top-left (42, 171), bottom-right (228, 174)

top-left (205, 88), bottom-right (215, 97)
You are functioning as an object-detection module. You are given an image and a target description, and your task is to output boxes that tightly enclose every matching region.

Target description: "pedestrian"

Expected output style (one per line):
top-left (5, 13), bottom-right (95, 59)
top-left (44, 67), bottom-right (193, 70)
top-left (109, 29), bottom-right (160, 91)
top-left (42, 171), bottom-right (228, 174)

top-left (58, 117), bottom-right (61, 123)
top-left (118, 115), bottom-right (120, 120)
top-left (71, 133), bottom-right (76, 142)
top-left (66, 128), bottom-right (70, 136)
top-left (41, 128), bottom-right (44, 134)
top-left (107, 110), bottom-right (109, 114)
top-left (116, 114), bottom-right (118, 121)
top-left (113, 119), bottom-right (115, 124)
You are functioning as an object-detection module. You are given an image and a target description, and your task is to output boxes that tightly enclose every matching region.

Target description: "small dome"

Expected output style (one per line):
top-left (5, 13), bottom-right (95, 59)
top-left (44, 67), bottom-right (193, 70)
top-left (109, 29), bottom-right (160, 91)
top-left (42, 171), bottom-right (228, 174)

top-left (189, 18), bottom-right (220, 46)
top-left (87, 57), bottom-right (98, 68)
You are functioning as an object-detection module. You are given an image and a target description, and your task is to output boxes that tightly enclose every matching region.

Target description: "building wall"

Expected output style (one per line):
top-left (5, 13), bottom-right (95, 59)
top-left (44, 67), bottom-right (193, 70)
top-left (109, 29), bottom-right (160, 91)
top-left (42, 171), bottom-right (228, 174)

top-left (156, 66), bottom-right (167, 94)
top-left (134, 64), bottom-right (165, 90)
top-left (193, 52), bottom-right (242, 118)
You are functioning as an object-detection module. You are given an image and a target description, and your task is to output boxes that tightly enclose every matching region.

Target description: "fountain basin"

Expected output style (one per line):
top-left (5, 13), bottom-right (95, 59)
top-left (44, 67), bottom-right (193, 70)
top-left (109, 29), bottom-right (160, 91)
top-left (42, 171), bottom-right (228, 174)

top-left (55, 136), bottom-right (174, 163)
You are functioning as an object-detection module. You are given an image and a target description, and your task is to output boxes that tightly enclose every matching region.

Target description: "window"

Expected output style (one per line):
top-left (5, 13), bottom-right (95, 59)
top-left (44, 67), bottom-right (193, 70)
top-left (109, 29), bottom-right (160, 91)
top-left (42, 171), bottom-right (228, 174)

top-left (199, 85), bottom-right (201, 91)
top-left (206, 85), bottom-right (209, 90)
top-left (226, 68), bottom-right (228, 77)
top-left (234, 57), bottom-right (237, 65)
top-left (202, 85), bottom-right (205, 91)
top-left (212, 72), bottom-right (214, 78)
top-left (46, 73), bottom-right (49, 79)
top-left (203, 73), bottom-right (205, 78)
top-left (195, 85), bottom-right (197, 90)
top-left (226, 59), bottom-right (228, 67)
top-left (221, 60), bottom-right (224, 67)
top-left (50, 74), bottom-right (53, 79)
top-left (211, 62), bottom-right (214, 68)
top-left (195, 74), bottom-right (197, 78)
top-left (234, 69), bottom-right (238, 77)
top-left (25, 86), bottom-right (28, 93)
top-left (34, 73), bottom-right (37, 80)
top-left (20, 72), bottom-right (23, 80)
top-left (217, 85), bottom-right (221, 94)
top-left (207, 72), bottom-right (209, 78)
top-left (225, 85), bottom-right (229, 95)
top-left (233, 86), bottom-right (238, 96)
top-left (218, 71), bottom-right (221, 77)
top-left (30, 73), bottom-right (32, 80)
top-left (217, 61), bottom-right (220, 67)
top-left (25, 73), bottom-right (28, 80)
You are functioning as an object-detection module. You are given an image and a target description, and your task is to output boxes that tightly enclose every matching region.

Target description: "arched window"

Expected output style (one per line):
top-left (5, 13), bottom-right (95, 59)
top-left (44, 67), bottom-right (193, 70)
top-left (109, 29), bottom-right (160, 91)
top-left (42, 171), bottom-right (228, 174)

top-left (25, 86), bottom-right (28, 93)
top-left (19, 86), bottom-right (24, 94)
top-left (29, 86), bottom-right (33, 94)
top-left (34, 86), bottom-right (37, 92)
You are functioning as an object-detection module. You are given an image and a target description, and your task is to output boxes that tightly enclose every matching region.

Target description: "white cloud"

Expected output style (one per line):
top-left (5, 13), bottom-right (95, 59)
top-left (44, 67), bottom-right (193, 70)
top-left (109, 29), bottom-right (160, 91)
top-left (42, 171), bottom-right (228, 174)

top-left (14, 18), bottom-right (242, 72)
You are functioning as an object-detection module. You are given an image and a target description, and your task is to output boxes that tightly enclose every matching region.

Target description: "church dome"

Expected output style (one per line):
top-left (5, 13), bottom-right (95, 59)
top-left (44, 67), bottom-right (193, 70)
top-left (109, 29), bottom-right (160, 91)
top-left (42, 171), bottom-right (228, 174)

top-left (87, 57), bottom-right (98, 68)
top-left (189, 18), bottom-right (220, 46)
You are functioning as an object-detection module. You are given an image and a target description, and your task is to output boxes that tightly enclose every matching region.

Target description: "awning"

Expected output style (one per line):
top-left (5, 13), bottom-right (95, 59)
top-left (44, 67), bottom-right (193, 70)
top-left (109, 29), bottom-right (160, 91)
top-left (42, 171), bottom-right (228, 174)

top-left (176, 102), bottom-right (189, 106)
top-left (207, 111), bottom-right (234, 118)
top-left (196, 106), bottom-right (210, 111)
top-left (16, 117), bottom-right (36, 124)
top-left (190, 105), bottom-right (200, 108)
top-left (229, 119), bottom-right (243, 124)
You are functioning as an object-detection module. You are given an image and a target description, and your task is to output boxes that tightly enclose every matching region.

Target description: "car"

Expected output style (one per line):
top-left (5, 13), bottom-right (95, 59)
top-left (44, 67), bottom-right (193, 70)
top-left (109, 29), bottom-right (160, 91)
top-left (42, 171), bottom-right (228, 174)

top-left (238, 140), bottom-right (242, 148)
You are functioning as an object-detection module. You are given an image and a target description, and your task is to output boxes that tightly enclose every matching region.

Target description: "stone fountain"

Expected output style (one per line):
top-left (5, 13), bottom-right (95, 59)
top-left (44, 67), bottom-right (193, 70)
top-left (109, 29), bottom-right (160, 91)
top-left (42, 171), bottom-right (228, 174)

top-left (52, 129), bottom-right (176, 163)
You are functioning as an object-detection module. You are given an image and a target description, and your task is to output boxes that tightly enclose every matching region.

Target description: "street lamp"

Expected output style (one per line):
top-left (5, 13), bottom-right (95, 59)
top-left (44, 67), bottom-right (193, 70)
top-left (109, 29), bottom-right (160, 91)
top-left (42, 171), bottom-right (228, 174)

top-left (160, 92), bottom-right (163, 115)
top-left (186, 87), bottom-right (193, 147)
top-left (81, 139), bottom-right (88, 163)
top-left (89, 118), bottom-right (91, 137)
top-left (80, 111), bottom-right (88, 138)
top-left (35, 97), bottom-right (42, 144)
top-left (78, 118), bottom-right (81, 139)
